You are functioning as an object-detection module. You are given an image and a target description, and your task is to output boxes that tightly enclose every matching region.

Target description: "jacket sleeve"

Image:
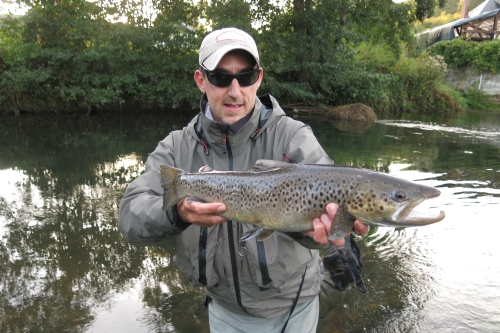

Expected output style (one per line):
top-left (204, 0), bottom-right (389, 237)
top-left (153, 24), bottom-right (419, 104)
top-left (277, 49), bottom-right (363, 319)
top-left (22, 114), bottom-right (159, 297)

top-left (283, 121), bottom-right (334, 165)
top-left (118, 134), bottom-right (189, 247)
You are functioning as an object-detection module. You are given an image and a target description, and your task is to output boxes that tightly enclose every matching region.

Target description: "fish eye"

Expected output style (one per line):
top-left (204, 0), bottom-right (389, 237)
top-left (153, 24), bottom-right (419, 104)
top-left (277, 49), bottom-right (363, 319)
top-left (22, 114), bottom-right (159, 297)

top-left (392, 190), bottom-right (407, 202)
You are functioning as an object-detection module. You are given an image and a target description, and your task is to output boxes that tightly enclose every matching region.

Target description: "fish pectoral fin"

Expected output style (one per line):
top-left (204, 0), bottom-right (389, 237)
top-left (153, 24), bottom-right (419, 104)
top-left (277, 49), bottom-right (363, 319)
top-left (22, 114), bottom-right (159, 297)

top-left (239, 227), bottom-right (275, 242)
top-left (252, 159), bottom-right (292, 171)
top-left (328, 209), bottom-right (355, 241)
top-left (257, 229), bottom-right (275, 241)
top-left (186, 196), bottom-right (207, 203)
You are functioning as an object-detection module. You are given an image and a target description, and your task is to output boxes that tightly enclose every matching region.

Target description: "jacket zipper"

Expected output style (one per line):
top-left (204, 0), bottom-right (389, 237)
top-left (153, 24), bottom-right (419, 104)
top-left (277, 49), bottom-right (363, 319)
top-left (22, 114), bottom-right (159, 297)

top-left (225, 135), bottom-right (247, 313)
top-left (256, 240), bottom-right (272, 286)
top-left (198, 227), bottom-right (207, 285)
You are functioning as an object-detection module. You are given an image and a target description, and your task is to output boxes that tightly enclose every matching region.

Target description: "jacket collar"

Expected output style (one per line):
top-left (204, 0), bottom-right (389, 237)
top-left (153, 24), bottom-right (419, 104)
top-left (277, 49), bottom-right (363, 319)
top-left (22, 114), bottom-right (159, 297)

top-left (187, 93), bottom-right (286, 155)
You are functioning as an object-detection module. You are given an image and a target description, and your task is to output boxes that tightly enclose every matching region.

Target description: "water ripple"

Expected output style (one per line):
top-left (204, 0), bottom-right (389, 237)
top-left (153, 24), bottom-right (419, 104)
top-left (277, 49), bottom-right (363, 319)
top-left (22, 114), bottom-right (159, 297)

top-left (377, 120), bottom-right (500, 141)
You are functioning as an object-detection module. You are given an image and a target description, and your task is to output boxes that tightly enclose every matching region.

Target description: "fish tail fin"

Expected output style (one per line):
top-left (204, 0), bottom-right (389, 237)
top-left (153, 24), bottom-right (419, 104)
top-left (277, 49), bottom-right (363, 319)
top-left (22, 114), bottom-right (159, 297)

top-left (160, 165), bottom-right (184, 211)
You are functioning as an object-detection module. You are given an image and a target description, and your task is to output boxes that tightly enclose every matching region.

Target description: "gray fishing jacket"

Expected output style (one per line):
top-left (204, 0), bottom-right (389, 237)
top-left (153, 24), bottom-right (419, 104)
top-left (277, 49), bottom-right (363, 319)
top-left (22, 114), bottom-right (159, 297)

top-left (118, 94), bottom-right (336, 318)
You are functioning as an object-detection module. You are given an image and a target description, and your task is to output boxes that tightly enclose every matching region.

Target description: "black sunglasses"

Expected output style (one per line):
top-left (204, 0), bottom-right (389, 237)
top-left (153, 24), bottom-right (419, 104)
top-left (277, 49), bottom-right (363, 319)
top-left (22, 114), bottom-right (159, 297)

top-left (202, 67), bottom-right (260, 87)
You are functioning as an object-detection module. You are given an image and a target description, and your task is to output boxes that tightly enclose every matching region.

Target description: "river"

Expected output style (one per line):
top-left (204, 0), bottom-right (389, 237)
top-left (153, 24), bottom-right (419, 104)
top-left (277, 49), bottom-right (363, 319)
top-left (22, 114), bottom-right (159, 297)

top-left (0, 110), bottom-right (499, 332)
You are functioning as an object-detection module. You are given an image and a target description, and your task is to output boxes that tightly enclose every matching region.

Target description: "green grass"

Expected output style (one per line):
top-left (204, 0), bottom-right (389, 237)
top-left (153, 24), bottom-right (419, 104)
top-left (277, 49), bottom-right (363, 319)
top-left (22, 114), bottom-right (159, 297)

top-left (463, 87), bottom-right (500, 111)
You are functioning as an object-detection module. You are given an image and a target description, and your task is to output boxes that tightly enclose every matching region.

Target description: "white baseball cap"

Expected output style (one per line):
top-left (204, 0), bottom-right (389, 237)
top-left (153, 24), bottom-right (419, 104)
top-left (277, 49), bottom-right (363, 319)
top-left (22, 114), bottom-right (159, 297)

top-left (199, 27), bottom-right (260, 71)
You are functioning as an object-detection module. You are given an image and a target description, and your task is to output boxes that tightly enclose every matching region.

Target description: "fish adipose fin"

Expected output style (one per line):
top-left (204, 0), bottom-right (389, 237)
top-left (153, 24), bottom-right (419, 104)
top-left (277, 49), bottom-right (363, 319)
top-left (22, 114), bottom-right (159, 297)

top-left (159, 165), bottom-right (183, 211)
top-left (240, 227), bottom-right (275, 242)
top-left (198, 165), bottom-right (214, 172)
top-left (328, 209), bottom-right (356, 241)
top-left (252, 159), bottom-right (293, 171)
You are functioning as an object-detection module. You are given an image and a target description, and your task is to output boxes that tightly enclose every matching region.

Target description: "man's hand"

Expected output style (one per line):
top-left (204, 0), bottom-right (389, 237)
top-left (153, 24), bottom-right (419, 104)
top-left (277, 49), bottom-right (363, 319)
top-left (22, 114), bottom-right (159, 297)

top-left (303, 203), bottom-right (369, 246)
top-left (177, 198), bottom-right (228, 228)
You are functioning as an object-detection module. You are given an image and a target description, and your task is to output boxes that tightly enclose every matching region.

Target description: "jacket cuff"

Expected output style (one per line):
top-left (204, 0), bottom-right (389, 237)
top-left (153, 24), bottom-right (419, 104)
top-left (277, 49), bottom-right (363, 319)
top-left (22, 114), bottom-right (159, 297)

top-left (166, 204), bottom-right (192, 230)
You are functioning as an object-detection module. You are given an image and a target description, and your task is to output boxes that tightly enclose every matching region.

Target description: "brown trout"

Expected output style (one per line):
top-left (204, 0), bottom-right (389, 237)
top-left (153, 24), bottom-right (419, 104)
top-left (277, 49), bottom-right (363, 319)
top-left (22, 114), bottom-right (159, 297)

top-left (160, 160), bottom-right (445, 241)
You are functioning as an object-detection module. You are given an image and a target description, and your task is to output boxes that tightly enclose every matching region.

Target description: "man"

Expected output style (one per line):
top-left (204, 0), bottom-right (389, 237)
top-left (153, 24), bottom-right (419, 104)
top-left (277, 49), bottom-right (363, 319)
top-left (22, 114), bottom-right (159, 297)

top-left (118, 27), bottom-right (368, 333)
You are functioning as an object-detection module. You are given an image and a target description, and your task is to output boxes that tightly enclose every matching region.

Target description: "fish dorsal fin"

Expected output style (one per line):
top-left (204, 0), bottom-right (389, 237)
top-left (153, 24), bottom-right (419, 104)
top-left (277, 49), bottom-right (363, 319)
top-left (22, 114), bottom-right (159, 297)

top-left (252, 159), bottom-right (292, 171)
top-left (198, 165), bottom-right (214, 172)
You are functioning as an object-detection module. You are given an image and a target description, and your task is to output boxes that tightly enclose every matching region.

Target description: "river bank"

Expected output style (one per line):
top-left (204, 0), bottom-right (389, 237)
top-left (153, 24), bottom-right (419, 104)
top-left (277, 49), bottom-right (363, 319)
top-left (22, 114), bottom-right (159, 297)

top-left (445, 67), bottom-right (500, 103)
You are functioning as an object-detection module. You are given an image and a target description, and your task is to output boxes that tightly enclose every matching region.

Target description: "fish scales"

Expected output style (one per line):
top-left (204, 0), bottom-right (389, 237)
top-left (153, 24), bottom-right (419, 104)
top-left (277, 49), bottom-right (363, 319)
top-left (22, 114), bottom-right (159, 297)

top-left (175, 166), bottom-right (359, 231)
top-left (160, 159), bottom-right (445, 241)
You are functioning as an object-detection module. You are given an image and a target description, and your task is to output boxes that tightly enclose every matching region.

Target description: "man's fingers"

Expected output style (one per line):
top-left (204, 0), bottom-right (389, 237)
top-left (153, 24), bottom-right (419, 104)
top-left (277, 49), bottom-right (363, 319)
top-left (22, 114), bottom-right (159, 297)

top-left (353, 220), bottom-right (370, 237)
top-left (326, 203), bottom-right (338, 219)
top-left (312, 218), bottom-right (328, 245)
top-left (186, 201), bottom-right (226, 215)
top-left (177, 199), bottom-right (228, 226)
top-left (331, 237), bottom-right (345, 247)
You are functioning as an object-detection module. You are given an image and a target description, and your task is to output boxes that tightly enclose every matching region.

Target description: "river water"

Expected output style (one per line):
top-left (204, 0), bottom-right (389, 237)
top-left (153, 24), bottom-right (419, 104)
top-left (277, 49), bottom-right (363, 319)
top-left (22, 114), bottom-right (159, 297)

top-left (0, 110), bottom-right (499, 333)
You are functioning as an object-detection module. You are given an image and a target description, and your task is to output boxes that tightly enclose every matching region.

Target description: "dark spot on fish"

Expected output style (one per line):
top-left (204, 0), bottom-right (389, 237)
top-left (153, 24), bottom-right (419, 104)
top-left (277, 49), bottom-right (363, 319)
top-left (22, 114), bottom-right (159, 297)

top-left (380, 206), bottom-right (384, 210)
top-left (309, 184), bottom-right (313, 190)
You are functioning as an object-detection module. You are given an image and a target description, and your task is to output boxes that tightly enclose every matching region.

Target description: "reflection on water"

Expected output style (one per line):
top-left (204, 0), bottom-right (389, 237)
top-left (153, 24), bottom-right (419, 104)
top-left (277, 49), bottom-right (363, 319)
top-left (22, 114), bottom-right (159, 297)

top-left (1, 111), bottom-right (499, 332)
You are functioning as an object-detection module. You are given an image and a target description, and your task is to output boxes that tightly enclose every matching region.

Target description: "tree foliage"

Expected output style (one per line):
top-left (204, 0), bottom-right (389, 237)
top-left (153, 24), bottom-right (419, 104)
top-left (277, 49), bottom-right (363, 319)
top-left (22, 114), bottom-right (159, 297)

top-left (0, 0), bottom-right (448, 114)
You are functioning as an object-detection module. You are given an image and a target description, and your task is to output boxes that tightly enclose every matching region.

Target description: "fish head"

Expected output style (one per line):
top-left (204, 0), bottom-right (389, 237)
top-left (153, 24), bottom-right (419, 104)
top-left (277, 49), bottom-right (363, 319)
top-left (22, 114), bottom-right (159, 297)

top-left (344, 173), bottom-right (445, 227)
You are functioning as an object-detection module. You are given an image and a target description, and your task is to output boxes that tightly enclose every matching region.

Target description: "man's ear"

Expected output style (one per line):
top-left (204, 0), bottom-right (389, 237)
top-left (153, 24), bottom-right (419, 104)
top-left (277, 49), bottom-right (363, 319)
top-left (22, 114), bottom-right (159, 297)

top-left (255, 68), bottom-right (264, 90)
top-left (194, 70), bottom-right (206, 93)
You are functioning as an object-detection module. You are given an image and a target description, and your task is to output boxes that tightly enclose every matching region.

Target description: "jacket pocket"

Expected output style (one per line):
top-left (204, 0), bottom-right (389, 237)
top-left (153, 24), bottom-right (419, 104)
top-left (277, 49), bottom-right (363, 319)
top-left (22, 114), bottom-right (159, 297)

top-left (244, 226), bottom-right (313, 293)
top-left (174, 226), bottom-right (219, 288)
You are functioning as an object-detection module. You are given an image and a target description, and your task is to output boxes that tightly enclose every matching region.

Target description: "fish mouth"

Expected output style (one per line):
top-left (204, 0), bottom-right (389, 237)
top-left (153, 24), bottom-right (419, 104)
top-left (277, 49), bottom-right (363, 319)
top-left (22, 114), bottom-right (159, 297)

top-left (402, 207), bottom-right (445, 225)
top-left (397, 194), bottom-right (445, 226)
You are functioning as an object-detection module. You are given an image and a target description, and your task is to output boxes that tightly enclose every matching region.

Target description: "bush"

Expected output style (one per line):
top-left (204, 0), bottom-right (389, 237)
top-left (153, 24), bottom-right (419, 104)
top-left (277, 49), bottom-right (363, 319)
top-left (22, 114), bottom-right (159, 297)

top-left (0, 7), bottom-right (201, 113)
top-left (429, 39), bottom-right (500, 73)
top-left (462, 87), bottom-right (500, 111)
top-left (392, 51), bottom-right (462, 113)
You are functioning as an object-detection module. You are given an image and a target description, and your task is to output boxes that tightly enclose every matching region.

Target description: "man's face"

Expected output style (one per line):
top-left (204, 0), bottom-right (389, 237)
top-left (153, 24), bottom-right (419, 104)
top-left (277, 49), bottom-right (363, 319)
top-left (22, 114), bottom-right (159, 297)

top-left (194, 51), bottom-right (263, 125)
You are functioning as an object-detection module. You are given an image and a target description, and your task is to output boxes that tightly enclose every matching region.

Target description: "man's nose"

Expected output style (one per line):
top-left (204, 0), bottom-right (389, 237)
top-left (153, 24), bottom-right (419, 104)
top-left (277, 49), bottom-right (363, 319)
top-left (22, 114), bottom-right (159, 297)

top-left (227, 78), bottom-right (243, 97)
